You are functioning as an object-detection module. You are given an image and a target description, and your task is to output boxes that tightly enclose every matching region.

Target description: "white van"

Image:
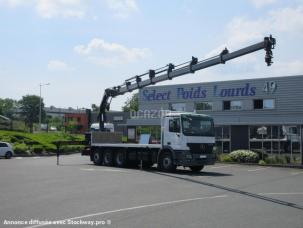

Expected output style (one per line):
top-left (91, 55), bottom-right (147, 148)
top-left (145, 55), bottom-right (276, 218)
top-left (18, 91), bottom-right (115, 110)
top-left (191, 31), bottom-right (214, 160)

top-left (0, 142), bottom-right (14, 159)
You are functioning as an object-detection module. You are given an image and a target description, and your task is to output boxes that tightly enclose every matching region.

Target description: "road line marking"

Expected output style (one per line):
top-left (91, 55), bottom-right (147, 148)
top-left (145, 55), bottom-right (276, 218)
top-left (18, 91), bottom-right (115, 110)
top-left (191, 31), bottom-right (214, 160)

top-left (33, 157), bottom-right (41, 159)
top-left (259, 192), bottom-right (303, 196)
top-left (15, 157), bottom-right (23, 159)
top-left (80, 168), bottom-right (128, 173)
top-left (247, 167), bottom-right (269, 172)
top-left (209, 165), bottom-right (235, 169)
top-left (25, 194), bottom-right (227, 228)
top-left (80, 168), bottom-right (95, 171)
top-left (291, 172), bottom-right (303, 176)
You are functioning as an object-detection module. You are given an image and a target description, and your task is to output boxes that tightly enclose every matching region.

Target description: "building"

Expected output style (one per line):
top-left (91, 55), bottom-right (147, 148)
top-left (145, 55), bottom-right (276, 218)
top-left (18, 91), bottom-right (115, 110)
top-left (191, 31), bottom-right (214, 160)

top-left (64, 112), bottom-right (89, 133)
top-left (44, 106), bottom-right (88, 133)
top-left (90, 111), bottom-right (130, 133)
top-left (45, 106), bottom-right (86, 118)
top-left (126, 75), bottom-right (303, 161)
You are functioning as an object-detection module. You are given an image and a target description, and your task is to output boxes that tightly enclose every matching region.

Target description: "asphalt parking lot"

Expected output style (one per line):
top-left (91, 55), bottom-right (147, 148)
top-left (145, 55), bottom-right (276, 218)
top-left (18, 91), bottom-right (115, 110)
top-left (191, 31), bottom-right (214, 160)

top-left (0, 154), bottom-right (303, 228)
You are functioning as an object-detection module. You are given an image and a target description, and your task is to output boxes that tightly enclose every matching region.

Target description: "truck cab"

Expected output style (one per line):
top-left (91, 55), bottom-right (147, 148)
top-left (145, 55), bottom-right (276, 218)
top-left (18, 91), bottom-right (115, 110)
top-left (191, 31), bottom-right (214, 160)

top-left (158, 113), bottom-right (216, 171)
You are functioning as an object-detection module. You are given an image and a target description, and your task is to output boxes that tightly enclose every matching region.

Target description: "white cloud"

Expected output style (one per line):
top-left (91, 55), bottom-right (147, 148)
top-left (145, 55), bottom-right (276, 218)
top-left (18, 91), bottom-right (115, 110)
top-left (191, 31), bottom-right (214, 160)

top-left (105, 0), bottom-right (139, 18)
top-left (0, 0), bottom-right (139, 19)
top-left (47, 60), bottom-right (71, 71)
top-left (0, 0), bottom-right (86, 18)
top-left (250, 0), bottom-right (277, 8)
top-left (36, 0), bottom-right (85, 19)
top-left (74, 38), bottom-right (150, 66)
top-left (200, 5), bottom-right (303, 81)
top-left (228, 6), bottom-right (303, 48)
top-left (268, 60), bottom-right (303, 75)
top-left (204, 5), bottom-right (303, 58)
top-left (0, 0), bottom-right (29, 7)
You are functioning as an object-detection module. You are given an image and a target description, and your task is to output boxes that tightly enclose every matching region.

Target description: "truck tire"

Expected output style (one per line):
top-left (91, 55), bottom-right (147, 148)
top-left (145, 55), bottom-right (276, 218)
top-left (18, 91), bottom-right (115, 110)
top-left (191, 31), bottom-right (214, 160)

top-left (158, 152), bottom-right (176, 172)
top-left (103, 150), bottom-right (113, 166)
top-left (189, 165), bottom-right (204, 172)
top-left (93, 151), bottom-right (102, 165)
top-left (115, 151), bottom-right (126, 167)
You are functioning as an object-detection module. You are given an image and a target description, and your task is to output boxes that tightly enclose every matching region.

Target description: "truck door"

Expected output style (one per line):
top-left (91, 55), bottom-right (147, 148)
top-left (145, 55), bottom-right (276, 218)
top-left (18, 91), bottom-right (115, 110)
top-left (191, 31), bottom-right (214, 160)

top-left (163, 117), bottom-right (181, 149)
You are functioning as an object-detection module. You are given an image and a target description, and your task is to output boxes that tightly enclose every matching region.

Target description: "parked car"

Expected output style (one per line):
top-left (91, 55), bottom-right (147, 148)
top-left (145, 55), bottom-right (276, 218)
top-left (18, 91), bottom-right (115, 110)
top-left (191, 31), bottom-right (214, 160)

top-left (0, 142), bottom-right (14, 159)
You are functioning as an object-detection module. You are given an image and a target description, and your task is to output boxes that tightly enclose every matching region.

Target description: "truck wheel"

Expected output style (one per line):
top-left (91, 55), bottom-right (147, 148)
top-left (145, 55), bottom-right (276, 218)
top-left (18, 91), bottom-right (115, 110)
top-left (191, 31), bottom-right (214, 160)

top-left (5, 151), bottom-right (12, 159)
top-left (115, 151), bottom-right (126, 167)
top-left (93, 151), bottom-right (102, 165)
top-left (103, 150), bottom-right (113, 166)
top-left (189, 165), bottom-right (204, 172)
top-left (158, 152), bottom-right (176, 172)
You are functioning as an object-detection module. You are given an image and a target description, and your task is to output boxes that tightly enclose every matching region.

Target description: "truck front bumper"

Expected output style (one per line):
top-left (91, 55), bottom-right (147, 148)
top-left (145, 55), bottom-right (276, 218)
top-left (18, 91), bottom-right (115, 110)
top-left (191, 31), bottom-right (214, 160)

top-left (174, 151), bottom-right (216, 166)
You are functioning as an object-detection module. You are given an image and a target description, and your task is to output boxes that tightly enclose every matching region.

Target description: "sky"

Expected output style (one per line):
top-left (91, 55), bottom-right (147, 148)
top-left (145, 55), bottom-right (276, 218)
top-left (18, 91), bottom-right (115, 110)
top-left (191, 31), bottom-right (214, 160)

top-left (0, 0), bottom-right (302, 111)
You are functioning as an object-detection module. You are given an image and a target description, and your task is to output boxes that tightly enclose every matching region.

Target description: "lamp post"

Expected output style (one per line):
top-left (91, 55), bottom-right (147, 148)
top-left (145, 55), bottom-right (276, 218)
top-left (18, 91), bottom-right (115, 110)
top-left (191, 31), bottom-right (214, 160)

top-left (39, 83), bottom-right (50, 130)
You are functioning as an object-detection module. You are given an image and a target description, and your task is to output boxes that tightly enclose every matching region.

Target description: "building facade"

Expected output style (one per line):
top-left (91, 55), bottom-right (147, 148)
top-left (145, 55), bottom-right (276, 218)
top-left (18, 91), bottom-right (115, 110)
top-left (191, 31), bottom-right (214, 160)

top-left (90, 111), bottom-right (130, 133)
top-left (127, 75), bottom-right (303, 162)
top-left (64, 113), bottom-right (89, 133)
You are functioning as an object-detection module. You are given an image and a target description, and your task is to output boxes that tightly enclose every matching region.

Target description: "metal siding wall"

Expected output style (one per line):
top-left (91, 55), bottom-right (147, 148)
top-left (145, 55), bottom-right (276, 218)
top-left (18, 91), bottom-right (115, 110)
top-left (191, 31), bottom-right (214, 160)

top-left (138, 75), bottom-right (303, 124)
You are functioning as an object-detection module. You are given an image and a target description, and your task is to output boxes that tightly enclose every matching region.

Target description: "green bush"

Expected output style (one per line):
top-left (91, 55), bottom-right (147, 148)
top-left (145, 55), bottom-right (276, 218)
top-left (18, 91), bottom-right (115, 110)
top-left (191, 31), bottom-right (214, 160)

top-left (218, 154), bottom-right (233, 162)
top-left (264, 155), bottom-right (287, 164)
top-left (229, 150), bottom-right (259, 163)
top-left (251, 149), bottom-right (268, 160)
top-left (258, 160), bottom-right (266, 165)
top-left (14, 143), bottom-right (30, 155)
top-left (31, 145), bottom-right (45, 154)
top-left (60, 145), bottom-right (84, 153)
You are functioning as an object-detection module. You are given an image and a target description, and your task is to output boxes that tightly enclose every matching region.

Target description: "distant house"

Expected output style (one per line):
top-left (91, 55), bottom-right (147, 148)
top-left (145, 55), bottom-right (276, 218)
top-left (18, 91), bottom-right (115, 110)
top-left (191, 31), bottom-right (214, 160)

top-left (0, 115), bottom-right (11, 130)
top-left (64, 112), bottom-right (88, 134)
top-left (45, 106), bottom-right (88, 133)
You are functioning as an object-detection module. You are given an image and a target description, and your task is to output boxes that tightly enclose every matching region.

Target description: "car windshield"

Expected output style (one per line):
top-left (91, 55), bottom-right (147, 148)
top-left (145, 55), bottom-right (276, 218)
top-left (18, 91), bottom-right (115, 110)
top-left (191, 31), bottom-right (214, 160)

top-left (181, 114), bottom-right (214, 136)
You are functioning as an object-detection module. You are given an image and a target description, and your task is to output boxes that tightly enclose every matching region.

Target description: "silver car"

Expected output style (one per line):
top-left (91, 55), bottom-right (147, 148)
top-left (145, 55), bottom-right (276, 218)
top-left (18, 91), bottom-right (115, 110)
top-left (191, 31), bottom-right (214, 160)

top-left (0, 142), bottom-right (14, 159)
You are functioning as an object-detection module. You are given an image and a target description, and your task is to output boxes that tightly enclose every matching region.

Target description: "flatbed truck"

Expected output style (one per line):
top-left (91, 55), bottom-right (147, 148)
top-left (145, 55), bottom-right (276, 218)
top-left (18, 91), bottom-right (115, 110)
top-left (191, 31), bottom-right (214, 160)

top-left (83, 36), bottom-right (276, 172)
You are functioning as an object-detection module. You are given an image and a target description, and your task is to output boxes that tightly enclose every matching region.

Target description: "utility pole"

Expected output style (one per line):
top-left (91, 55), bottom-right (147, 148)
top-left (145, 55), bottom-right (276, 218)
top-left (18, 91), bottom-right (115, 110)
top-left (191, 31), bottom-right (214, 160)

top-left (39, 83), bottom-right (50, 130)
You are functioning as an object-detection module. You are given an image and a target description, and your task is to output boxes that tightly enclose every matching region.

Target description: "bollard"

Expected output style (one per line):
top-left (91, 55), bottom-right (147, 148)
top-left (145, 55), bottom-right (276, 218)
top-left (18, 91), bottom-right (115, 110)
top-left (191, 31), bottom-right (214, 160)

top-left (56, 143), bottom-right (60, 166)
top-left (140, 150), bottom-right (143, 170)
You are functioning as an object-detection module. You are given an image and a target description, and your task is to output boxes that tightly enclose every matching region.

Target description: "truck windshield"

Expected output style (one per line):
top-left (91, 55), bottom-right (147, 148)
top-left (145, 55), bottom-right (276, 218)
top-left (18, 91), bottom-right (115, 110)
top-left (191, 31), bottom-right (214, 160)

top-left (181, 114), bottom-right (214, 136)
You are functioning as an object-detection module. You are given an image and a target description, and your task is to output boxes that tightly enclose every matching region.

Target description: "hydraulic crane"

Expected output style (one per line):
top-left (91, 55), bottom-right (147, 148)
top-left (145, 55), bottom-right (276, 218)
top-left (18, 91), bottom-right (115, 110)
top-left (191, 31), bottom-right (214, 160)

top-left (98, 36), bottom-right (276, 130)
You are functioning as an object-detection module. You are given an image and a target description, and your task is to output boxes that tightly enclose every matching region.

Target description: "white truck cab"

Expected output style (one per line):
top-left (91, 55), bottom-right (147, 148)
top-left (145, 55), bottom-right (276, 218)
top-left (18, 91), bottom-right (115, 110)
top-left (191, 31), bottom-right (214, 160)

top-left (158, 112), bottom-right (215, 171)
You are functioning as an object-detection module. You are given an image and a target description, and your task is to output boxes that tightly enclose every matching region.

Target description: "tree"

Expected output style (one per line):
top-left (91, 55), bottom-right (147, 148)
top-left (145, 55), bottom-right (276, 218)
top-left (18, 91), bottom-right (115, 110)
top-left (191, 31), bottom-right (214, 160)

top-left (19, 95), bottom-right (45, 133)
top-left (0, 98), bottom-right (17, 118)
top-left (122, 93), bottom-right (139, 112)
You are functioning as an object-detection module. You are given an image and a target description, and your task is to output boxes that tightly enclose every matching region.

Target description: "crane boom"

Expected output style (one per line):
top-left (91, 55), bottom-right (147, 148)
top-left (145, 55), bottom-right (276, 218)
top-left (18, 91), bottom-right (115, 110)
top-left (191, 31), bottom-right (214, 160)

top-left (98, 35), bottom-right (276, 130)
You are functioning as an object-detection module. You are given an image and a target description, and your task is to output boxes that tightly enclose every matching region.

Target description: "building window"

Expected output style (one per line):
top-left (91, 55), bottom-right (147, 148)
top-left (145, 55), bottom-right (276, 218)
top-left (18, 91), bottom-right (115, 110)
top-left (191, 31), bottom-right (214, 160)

top-left (223, 101), bottom-right (242, 110)
top-left (170, 103), bottom-right (186, 111)
top-left (196, 102), bottom-right (212, 111)
top-left (254, 99), bottom-right (275, 109)
top-left (223, 101), bottom-right (230, 110)
top-left (214, 126), bottom-right (231, 153)
top-left (264, 99), bottom-right (275, 109)
top-left (254, 99), bottom-right (263, 109)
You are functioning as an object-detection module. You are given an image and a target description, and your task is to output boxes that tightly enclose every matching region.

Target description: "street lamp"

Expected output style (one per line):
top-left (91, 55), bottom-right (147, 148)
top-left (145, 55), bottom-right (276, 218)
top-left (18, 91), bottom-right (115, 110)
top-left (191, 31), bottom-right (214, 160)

top-left (39, 83), bottom-right (50, 130)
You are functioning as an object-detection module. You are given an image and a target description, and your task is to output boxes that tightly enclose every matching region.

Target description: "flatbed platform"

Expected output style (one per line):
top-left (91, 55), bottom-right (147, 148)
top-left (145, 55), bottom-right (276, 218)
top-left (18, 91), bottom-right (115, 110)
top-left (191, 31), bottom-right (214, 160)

top-left (91, 143), bottom-right (162, 149)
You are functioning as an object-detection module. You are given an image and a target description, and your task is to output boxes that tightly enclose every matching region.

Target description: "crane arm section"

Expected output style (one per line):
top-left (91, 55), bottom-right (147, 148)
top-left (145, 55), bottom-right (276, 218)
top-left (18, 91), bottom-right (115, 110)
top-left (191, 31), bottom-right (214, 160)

top-left (98, 35), bottom-right (276, 130)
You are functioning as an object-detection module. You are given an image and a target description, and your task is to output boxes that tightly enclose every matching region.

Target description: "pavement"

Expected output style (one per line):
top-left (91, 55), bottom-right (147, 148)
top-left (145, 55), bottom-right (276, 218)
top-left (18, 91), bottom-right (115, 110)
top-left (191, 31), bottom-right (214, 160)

top-left (0, 154), bottom-right (303, 228)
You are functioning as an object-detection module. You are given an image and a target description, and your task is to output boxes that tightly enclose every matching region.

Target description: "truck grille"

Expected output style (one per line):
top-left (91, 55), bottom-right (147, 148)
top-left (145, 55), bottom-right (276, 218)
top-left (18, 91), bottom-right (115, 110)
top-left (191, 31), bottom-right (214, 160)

top-left (187, 143), bottom-right (213, 154)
